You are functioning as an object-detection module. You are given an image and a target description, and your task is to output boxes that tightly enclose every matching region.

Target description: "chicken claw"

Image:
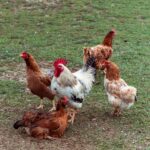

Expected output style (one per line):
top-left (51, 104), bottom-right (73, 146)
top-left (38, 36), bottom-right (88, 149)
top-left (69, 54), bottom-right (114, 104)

top-left (46, 136), bottom-right (57, 140)
top-left (67, 108), bottom-right (77, 124)
top-left (49, 100), bottom-right (56, 112)
top-left (112, 107), bottom-right (121, 117)
top-left (37, 105), bottom-right (44, 109)
top-left (37, 100), bottom-right (44, 109)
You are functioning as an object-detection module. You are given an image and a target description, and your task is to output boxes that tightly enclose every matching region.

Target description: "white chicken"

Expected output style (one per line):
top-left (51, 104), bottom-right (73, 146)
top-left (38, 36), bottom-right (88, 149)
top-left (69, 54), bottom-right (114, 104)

top-left (100, 60), bottom-right (137, 116)
top-left (51, 57), bottom-right (96, 123)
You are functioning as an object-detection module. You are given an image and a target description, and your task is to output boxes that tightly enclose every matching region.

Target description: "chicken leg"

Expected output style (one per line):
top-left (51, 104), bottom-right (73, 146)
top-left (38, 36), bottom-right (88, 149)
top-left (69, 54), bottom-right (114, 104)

top-left (112, 107), bottom-right (121, 116)
top-left (37, 99), bottom-right (44, 109)
top-left (67, 108), bottom-right (78, 124)
top-left (49, 100), bottom-right (56, 112)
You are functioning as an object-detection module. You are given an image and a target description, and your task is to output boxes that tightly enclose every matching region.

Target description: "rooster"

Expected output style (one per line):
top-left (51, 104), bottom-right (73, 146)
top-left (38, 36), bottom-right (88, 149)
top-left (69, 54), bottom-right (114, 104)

top-left (83, 29), bottom-right (116, 69)
top-left (13, 97), bottom-right (69, 139)
top-left (51, 56), bottom-right (96, 123)
top-left (100, 60), bottom-right (137, 116)
top-left (20, 51), bottom-right (55, 110)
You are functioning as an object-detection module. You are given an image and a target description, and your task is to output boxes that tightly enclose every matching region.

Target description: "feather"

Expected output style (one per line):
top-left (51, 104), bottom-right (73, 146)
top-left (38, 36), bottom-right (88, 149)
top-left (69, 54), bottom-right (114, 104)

top-left (84, 56), bottom-right (96, 70)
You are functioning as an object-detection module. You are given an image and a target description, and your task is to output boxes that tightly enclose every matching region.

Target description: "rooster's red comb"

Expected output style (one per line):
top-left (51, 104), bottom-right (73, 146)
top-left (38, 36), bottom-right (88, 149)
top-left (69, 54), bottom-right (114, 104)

top-left (53, 58), bottom-right (68, 68)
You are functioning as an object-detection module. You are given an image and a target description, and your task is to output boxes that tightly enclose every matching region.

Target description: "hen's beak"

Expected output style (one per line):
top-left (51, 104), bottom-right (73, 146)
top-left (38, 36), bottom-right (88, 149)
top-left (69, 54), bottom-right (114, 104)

top-left (13, 120), bottom-right (24, 129)
top-left (20, 53), bottom-right (23, 58)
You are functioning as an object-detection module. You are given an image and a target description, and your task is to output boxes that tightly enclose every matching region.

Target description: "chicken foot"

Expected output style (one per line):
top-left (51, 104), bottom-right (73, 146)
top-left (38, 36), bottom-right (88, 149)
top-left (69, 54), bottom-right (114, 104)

top-left (67, 108), bottom-right (78, 124)
top-left (37, 99), bottom-right (44, 109)
top-left (112, 107), bottom-right (121, 116)
top-left (49, 100), bottom-right (56, 112)
top-left (46, 136), bottom-right (57, 140)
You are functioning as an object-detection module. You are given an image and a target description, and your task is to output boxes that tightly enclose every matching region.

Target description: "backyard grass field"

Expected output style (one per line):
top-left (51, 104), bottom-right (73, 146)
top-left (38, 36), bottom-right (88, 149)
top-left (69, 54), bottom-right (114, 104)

top-left (0, 0), bottom-right (150, 149)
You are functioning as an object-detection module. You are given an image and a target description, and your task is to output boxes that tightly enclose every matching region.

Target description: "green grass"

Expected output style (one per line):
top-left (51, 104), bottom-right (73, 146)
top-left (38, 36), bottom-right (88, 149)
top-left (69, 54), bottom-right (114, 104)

top-left (0, 0), bottom-right (150, 149)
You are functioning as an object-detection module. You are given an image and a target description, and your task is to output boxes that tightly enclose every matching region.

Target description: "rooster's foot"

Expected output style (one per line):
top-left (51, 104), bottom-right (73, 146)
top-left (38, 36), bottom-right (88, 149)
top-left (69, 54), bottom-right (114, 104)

top-left (67, 109), bottom-right (77, 124)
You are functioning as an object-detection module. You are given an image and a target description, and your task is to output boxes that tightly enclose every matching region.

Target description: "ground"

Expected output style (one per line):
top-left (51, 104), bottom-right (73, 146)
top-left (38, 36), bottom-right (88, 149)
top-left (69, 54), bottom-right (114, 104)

top-left (0, 0), bottom-right (150, 150)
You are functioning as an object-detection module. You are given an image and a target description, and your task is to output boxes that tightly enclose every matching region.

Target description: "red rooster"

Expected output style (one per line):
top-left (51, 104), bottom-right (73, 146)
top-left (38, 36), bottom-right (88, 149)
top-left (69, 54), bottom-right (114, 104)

top-left (51, 56), bottom-right (96, 124)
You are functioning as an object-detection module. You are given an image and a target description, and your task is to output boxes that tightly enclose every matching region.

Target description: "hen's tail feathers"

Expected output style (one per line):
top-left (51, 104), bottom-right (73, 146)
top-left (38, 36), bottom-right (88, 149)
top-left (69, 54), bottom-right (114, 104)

top-left (102, 29), bottom-right (116, 47)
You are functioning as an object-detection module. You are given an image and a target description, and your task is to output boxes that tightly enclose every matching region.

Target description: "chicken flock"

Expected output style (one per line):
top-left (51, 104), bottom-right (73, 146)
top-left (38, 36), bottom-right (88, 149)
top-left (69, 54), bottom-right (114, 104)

top-left (14, 29), bottom-right (137, 139)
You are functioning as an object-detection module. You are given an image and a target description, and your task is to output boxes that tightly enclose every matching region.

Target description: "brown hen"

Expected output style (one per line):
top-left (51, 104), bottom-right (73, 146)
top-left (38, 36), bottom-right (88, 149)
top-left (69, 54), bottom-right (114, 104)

top-left (83, 29), bottom-right (116, 69)
top-left (20, 51), bottom-right (55, 109)
top-left (14, 97), bottom-right (69, 139)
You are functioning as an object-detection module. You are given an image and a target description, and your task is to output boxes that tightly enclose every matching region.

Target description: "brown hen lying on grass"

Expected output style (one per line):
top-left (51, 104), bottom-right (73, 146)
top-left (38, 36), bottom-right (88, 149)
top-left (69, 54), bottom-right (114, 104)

top-left (13, 97), bottom-right (69, 139)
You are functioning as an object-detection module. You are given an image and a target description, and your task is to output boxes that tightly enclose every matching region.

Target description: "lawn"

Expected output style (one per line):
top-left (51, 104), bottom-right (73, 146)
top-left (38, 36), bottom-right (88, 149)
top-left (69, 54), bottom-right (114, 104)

top-left (0, 0), bottom-right (150, 149)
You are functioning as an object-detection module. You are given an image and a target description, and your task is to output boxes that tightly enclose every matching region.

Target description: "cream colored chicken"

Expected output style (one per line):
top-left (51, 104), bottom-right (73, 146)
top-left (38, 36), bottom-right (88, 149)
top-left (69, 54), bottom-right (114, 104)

top-left (51, 57), bottom-right (96, 123)
top-left (100, 60), bottom-right (137, 116)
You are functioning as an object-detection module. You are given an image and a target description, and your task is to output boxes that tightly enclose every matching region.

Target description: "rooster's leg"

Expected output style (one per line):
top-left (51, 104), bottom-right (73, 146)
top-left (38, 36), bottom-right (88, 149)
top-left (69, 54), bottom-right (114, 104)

top-left (49, 100), bottom-right (56, 112)
top-left (37, 99), bottom-right (44, 109)
top-left (68, 108), bottom-right (77, 124)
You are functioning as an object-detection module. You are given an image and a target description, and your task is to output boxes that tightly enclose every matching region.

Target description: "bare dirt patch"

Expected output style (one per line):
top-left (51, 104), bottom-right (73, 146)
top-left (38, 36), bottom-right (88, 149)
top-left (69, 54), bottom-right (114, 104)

top-left (0, 61), bottom-right (80, 83)
top-left (0, 106), bottom-right (96, 150)
top-left (25, 0), bottom-right (61, 7)
top-left (0, 61), bottom-right (52, 82)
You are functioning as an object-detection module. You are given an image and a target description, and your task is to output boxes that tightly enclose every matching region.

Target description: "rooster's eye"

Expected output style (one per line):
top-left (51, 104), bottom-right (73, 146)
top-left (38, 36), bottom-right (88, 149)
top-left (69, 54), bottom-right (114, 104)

top-left (57, 65), bottom-right (62, 69)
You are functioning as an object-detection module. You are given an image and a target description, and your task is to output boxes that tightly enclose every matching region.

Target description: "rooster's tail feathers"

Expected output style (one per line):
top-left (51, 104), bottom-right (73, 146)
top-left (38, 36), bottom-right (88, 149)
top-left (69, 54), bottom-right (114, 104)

top-left (84, 56), bottom-right (96, 77)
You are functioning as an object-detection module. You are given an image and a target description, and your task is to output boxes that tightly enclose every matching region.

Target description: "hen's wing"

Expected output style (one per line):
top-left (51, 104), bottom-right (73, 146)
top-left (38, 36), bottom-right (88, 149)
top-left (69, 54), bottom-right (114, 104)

top-left (49, 118), bottom-right (61, 131)
top-left (39, 75), bottom-right (51, 86)
top-left (27, 71), bottom-right (54, 99)
top-left (106, 79), bottom-right (127, 98)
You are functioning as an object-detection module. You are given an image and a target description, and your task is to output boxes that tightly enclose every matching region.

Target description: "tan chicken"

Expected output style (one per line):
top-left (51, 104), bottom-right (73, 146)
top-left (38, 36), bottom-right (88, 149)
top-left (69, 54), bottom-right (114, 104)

top-left (100, 60), bottom-right (137, 116)
top-left (20, 51), bottom-right (55, 110)
top-left (13, 97), bottom-right (69, 139)
top-left (83, 29), bottom-right (116, 69)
